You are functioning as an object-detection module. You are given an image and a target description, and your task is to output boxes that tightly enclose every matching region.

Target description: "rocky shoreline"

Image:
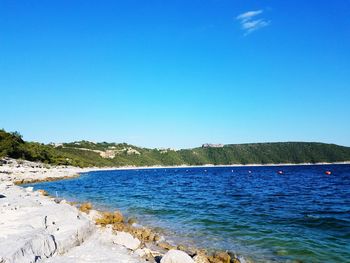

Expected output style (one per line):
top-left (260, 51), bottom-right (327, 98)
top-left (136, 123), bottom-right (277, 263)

top-left (0, 158), bottom-right (248, 263)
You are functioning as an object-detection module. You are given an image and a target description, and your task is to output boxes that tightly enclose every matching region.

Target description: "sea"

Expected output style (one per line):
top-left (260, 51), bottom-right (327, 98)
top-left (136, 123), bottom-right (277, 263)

top-left (28, 164), bottom-right (350, 262)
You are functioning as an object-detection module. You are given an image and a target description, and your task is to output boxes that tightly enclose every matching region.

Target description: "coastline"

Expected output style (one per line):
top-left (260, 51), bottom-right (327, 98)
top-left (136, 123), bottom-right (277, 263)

top-left (0, 158), bottom-right (247, 263)
top-left (98, 160), bottom-right (350, 172)
top-left (4, 157), bottom-right (348, 186)
top-left (1, 157), bottom-right (349, 262)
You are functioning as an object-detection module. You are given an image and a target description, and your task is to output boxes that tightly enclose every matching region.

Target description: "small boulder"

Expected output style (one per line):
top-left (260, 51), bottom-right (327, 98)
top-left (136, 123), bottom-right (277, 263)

top-left (193, 253), bottom-right (210, 263)
top-left (208, 251), bottom-right (231, 263)
top-left (95, 210), bottom-right (124, 225)
top-left (113, 231), bottom-right (141, 251)
top-left (215, 251), bottom-right (230, 263)
top-left (25, 187), bottom-right (33, 192)
top-left (79, 202), bottom-right (93, 213)
top-left (160, 249), bottom-right (194, 263)
top-left (141, 228), bottom-right (153, 241)
top-left (113, 210), bottom-right (124, 223)
top-left (87, 209), bottom-right (102, 221)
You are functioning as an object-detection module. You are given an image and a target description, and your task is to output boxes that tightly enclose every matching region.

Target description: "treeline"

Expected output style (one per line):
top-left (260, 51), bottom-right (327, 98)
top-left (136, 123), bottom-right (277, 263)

top-left (0, 129), bottom-right (87, 166)
top-left (1, 129), bottom-right (350, 167)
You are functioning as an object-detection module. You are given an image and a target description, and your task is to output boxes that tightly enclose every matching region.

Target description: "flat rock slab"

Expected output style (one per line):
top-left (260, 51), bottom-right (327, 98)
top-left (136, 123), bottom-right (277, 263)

top-left (0, 183), bottom-right (144, 263)
top-left (113, 231), bottom-right (141, 251)
top-left (45, 230), bottom-right (142, 263)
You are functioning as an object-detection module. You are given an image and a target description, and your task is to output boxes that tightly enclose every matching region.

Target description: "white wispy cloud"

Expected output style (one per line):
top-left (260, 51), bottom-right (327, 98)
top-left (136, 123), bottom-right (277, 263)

top-left (236, 10), bottom-right (270, 35)
top-left (236, 10), bottom-right (263, 22)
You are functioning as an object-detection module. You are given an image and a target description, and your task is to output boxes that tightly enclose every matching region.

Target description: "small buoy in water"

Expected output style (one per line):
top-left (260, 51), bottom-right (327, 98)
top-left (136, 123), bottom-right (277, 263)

top-left (277, 170), bottom-right (283, 175)
top-left (248, 170), bottom-right (252, 174)
top-left (231, 170), bottom-right (234, 173)
top-left (325, 171), bottom-right (332, 175)
top-left (204, 169), bottom-right (207, 172)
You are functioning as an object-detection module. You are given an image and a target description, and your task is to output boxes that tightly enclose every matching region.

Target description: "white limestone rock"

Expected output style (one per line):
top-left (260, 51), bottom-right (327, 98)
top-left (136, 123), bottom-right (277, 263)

top-left (161, 249), bottom-right (194, 263)
top-left (113, 231), bottom-right (141, 251)
top-left (0, 233), bottom-right (57, 263)
top-left (134, 247), bottom-right (153, 258)
top-left (25, 187), bottom-right (33, 192)
top-left (86, 209), bottom-right (102, 221)
top-left (193, 253), bottom-right (210, 263)
top-left (46, 230), bottom-right (143, 263)
top-left (0, 162), bottom-right (146, 263)
top-left (134, 248), bottom-right (147, 258)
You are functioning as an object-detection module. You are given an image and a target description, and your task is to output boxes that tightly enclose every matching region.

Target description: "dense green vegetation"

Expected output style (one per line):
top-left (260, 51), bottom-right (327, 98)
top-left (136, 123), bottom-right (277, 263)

top-left (1, 129), bottom-right (350, 167)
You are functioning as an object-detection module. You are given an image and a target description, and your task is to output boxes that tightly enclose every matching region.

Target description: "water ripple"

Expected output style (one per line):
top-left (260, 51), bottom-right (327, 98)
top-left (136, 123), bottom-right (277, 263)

top-left (29, 164), bottom-right (350, 263)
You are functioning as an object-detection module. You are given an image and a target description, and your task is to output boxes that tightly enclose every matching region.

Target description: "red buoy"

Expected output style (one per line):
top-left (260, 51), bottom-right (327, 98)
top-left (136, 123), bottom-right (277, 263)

top-left (325, 171), bottom-right (331, 175)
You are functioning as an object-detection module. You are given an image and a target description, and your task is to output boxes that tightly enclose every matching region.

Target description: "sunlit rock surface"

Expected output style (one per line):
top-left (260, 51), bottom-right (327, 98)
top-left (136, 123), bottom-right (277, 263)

top-left (0, 183), bottom-right (144, 263)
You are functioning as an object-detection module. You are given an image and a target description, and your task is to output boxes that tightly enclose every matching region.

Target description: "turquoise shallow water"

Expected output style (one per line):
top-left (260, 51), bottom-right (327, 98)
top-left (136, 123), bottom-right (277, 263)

top-left (29, 164), bottom-right (350, 262)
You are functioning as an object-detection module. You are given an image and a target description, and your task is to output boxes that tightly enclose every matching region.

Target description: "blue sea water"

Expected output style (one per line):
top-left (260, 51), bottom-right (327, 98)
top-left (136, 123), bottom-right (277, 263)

top-left (29, 164), bottom-right (350, 262)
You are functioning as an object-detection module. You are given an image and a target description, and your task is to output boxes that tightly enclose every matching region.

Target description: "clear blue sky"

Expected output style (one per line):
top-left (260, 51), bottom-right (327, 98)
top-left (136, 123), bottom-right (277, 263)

top-left (1, 0), bottom-right (349, 148)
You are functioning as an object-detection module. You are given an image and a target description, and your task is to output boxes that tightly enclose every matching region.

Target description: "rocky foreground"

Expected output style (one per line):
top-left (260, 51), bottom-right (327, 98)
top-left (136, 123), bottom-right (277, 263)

top-left (0, 158), bottom-right (247, 263)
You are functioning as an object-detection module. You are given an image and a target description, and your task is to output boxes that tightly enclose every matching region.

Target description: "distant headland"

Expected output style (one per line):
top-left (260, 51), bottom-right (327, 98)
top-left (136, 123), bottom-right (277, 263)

top-left (1, 129), bottom-right (350, 168)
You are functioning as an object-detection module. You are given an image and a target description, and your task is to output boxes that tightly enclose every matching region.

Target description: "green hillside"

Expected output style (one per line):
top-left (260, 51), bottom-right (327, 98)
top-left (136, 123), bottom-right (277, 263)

top-left (1, 129), bottom-right (350, 167)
